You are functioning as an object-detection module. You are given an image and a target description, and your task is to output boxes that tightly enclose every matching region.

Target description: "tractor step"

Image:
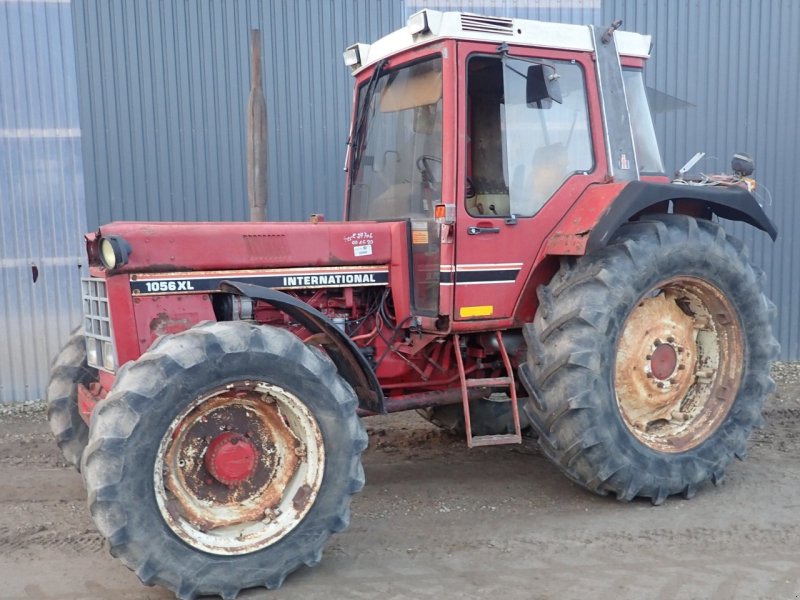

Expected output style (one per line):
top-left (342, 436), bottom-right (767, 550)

top-left (465, 377), bottom-right (512, 388)
top-left (454, 331), bottom-right (523, 448)
top-left (469, 433), bottom-right (522, 447)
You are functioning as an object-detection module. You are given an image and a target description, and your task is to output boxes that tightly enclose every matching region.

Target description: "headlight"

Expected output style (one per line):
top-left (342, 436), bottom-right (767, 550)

top-left (98, 235), bottom-right (131, 270)
top-left (406, 10), bottom-right (430, 35)
top-left (102, 341), bottom-right (116, 371)
top-left (343, 45), bottom-right (361, 67)
top-left (86, 337), bottom-right (99, 367)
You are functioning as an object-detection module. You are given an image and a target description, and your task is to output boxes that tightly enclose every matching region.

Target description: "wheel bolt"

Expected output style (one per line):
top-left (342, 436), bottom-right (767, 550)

top-left (667, 336), bottom-right (675, 343)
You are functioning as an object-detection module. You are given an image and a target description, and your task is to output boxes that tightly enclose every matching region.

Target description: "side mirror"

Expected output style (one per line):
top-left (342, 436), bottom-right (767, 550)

top-left (526, 64), bottom-right (562, 107)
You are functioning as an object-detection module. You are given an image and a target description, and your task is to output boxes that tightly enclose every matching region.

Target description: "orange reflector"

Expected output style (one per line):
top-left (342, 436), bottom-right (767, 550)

top-left (434, 203), bottom-right (455, 224)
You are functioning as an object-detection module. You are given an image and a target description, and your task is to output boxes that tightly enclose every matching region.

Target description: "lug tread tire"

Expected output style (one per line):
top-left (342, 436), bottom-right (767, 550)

top-left (82, 322), bottom-right (367, 600)
top-left (522, 215), bottom-right (778, 505)
top-left (46, 328), bottom-right (96, 471)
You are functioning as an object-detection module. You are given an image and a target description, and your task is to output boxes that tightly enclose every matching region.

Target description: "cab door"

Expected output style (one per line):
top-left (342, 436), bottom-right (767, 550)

top-left (452, 43), bottom-right (607, 322)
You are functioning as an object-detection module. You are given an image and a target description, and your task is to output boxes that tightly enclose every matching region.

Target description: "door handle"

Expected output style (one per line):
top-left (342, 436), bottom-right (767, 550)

top-left (467, 226), bottom-right (500, 235)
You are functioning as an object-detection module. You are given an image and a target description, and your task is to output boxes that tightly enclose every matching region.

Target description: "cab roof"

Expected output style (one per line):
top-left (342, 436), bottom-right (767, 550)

top-left (346, 10), bottom-right (652, 75)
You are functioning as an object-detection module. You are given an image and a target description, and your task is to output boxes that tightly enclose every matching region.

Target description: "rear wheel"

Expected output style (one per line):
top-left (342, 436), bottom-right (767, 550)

top-left (82, 322), bottom-right (367, 599)
top-left (522, 216), bottom-right (778, 504)
top-left (46, 327), bottom-right (96, 470)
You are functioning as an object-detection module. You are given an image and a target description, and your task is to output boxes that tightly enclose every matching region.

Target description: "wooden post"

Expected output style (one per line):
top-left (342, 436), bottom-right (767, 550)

top-left (246, 29), bottom-right (268, 221)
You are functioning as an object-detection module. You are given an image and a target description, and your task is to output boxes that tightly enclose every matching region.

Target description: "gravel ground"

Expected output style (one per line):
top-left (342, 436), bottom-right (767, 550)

top-left (1, 364), bottom-right (799, 599)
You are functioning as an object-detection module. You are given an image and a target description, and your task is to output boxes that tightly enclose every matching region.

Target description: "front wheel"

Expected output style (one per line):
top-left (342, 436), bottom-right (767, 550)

top-left (46, 327), bottom-right (97, 470)
top-left (82, 322), bottom-right (367, 599)
top-left (522, 215), bottom-right (778, 505)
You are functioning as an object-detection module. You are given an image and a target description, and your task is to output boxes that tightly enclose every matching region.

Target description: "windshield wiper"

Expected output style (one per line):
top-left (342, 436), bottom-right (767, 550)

top-left (348, 59), bottom-right (388, 177)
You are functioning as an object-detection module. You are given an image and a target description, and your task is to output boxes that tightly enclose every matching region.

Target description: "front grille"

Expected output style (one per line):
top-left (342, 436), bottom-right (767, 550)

top-left (81, 277), bottom-right (116, 372)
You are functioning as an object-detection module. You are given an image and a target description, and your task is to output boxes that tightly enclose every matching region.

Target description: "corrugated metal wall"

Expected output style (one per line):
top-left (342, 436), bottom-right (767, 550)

top-left (0, 0), bottom-right (86, 403)
top-left (5, 0), bottom-right (799, 401)
top-left (72, 0), bottom-right (401, 226)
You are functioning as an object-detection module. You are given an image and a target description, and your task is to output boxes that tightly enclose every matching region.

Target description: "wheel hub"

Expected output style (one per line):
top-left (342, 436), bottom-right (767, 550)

top-left (649, 342), bottom-right (677, 381)
top-left (154, 381), bottom-right (325, 555)
top-left (204, 431), bottom-right (258, 486)
top-left (614, 278), bottom-right (743, 452)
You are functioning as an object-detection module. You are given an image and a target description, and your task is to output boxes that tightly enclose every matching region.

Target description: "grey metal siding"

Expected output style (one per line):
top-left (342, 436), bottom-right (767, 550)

top-left (0, 0), bottom-right (86, 403)
top-left (4, 0), bottom-right (799, 403)
top-left (72, 0), bottom-right (401, 227)
top-left (64, 0), bottom-right (800, 362)
top-left (603, 0), bottom-right (799, 357)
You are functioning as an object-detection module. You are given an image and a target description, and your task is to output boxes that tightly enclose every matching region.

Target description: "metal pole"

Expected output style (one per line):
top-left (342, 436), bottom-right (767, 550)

top-left (246, 29), bottom-right (268, 221)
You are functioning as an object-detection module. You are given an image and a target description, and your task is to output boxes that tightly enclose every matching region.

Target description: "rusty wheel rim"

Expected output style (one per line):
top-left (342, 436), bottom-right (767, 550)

top-left (154, 381), bottom-right (324, 555)
top-left (614, 277), bottom-right (743, 453)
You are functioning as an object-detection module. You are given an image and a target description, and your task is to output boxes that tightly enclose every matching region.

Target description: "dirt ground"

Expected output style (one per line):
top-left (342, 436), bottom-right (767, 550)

top-left (2, 366), bottom-right (800, 600)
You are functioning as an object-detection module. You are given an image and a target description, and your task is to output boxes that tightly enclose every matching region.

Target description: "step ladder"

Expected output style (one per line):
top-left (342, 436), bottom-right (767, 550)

top-left (454, 331), bottom-right (522, 448)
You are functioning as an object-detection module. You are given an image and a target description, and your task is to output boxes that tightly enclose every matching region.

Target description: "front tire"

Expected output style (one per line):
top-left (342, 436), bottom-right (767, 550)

top-left (522, 215), bottom-right (778, 505)
top-left (46, 327), bottom-right (96, 470)
top-left (82, 322), bottom-right (367, 599)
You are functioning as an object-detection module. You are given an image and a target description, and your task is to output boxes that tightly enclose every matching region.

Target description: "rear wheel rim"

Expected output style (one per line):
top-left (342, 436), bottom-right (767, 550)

top-left (614, 276), bottom-right (744, 453)
top-left (154, 380), bottom-right (324, 555)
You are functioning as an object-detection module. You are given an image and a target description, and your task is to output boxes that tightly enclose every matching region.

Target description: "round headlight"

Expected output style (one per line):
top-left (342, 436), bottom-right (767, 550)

top-left (100, 238), bottom-right (117, 269)
top-left (98, 235), bottom-right (131, 270)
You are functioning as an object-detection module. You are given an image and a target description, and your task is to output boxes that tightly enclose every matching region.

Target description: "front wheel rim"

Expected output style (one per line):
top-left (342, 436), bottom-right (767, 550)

top-left (154, 380), bottom-right (325, 555)
top-left (614, 276), bottom-right (744, 453)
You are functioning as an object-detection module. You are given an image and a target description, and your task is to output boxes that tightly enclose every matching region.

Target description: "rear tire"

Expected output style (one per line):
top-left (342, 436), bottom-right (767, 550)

top-left (82, 322), bottom-right (367, 599)
top-left (46, 328), bottom-right (96, 471)
top-left (522, 216), bottom-right (778, 505)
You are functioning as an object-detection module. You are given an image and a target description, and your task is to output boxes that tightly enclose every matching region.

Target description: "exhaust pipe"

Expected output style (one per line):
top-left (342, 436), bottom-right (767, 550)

top-left (246, 29), bottom-right (268, 221)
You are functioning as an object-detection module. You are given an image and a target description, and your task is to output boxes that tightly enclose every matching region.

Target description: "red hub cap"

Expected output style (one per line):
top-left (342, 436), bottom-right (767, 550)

top-left (204, 432), bottom-right (258, 486)
top-left (650, 343), bottom-right (678, 380)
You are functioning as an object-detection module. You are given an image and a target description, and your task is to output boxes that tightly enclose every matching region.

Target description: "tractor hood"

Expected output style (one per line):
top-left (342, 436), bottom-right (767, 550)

top-left (88, 220), bottom-right (399, 274)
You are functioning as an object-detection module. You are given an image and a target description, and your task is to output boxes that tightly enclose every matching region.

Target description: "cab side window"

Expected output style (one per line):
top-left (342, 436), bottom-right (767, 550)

top-left (466, 56), bottom-right (593, 218)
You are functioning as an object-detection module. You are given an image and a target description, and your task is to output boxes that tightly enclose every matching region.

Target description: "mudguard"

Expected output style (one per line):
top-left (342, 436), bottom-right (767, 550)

top-left (587, 180), bottom-right (778, 252)
top-left (219, 281), bottom-right (385, 414)
top-left (545, 180), bottom-right (777, 256)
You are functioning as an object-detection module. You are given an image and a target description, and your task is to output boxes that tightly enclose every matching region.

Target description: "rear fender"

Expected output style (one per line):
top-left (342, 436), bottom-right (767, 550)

top-left (545, 180), bottom-right (777, 256)
top-left (220, 281), bottom-right (385, 414)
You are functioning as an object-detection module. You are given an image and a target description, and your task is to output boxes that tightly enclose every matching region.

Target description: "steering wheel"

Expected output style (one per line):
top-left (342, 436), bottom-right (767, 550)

top-left (416, 155), bottom-right (443, 187)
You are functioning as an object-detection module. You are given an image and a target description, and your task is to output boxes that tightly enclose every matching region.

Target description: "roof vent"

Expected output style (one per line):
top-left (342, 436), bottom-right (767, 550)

top-left (460, 13), bottom-right (514, 36)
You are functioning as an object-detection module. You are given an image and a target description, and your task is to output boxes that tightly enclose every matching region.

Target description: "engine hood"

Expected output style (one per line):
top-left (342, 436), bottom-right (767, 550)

top-left (90, 220), bottom-right (400, 273)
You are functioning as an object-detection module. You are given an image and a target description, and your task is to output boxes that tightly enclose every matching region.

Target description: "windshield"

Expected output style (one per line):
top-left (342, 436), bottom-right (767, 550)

top-left (622, 69), bottom-right (664, 174)
top-left (347, 57), bottom-right (443, 221)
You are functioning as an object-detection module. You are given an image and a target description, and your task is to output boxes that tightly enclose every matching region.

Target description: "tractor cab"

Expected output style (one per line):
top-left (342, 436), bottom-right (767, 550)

top-left (343, 10), bottom-right (663, 328)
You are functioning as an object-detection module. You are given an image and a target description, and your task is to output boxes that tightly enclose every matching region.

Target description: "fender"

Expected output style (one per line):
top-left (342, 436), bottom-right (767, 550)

top-left (219, 281), bottom-right (385, 414)
top-left (545, 180), bottom-right (778, 256)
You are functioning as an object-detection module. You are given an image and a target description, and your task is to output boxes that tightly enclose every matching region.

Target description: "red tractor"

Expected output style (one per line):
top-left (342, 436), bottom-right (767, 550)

top-left (47, 10), bottom-right (777, 600)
